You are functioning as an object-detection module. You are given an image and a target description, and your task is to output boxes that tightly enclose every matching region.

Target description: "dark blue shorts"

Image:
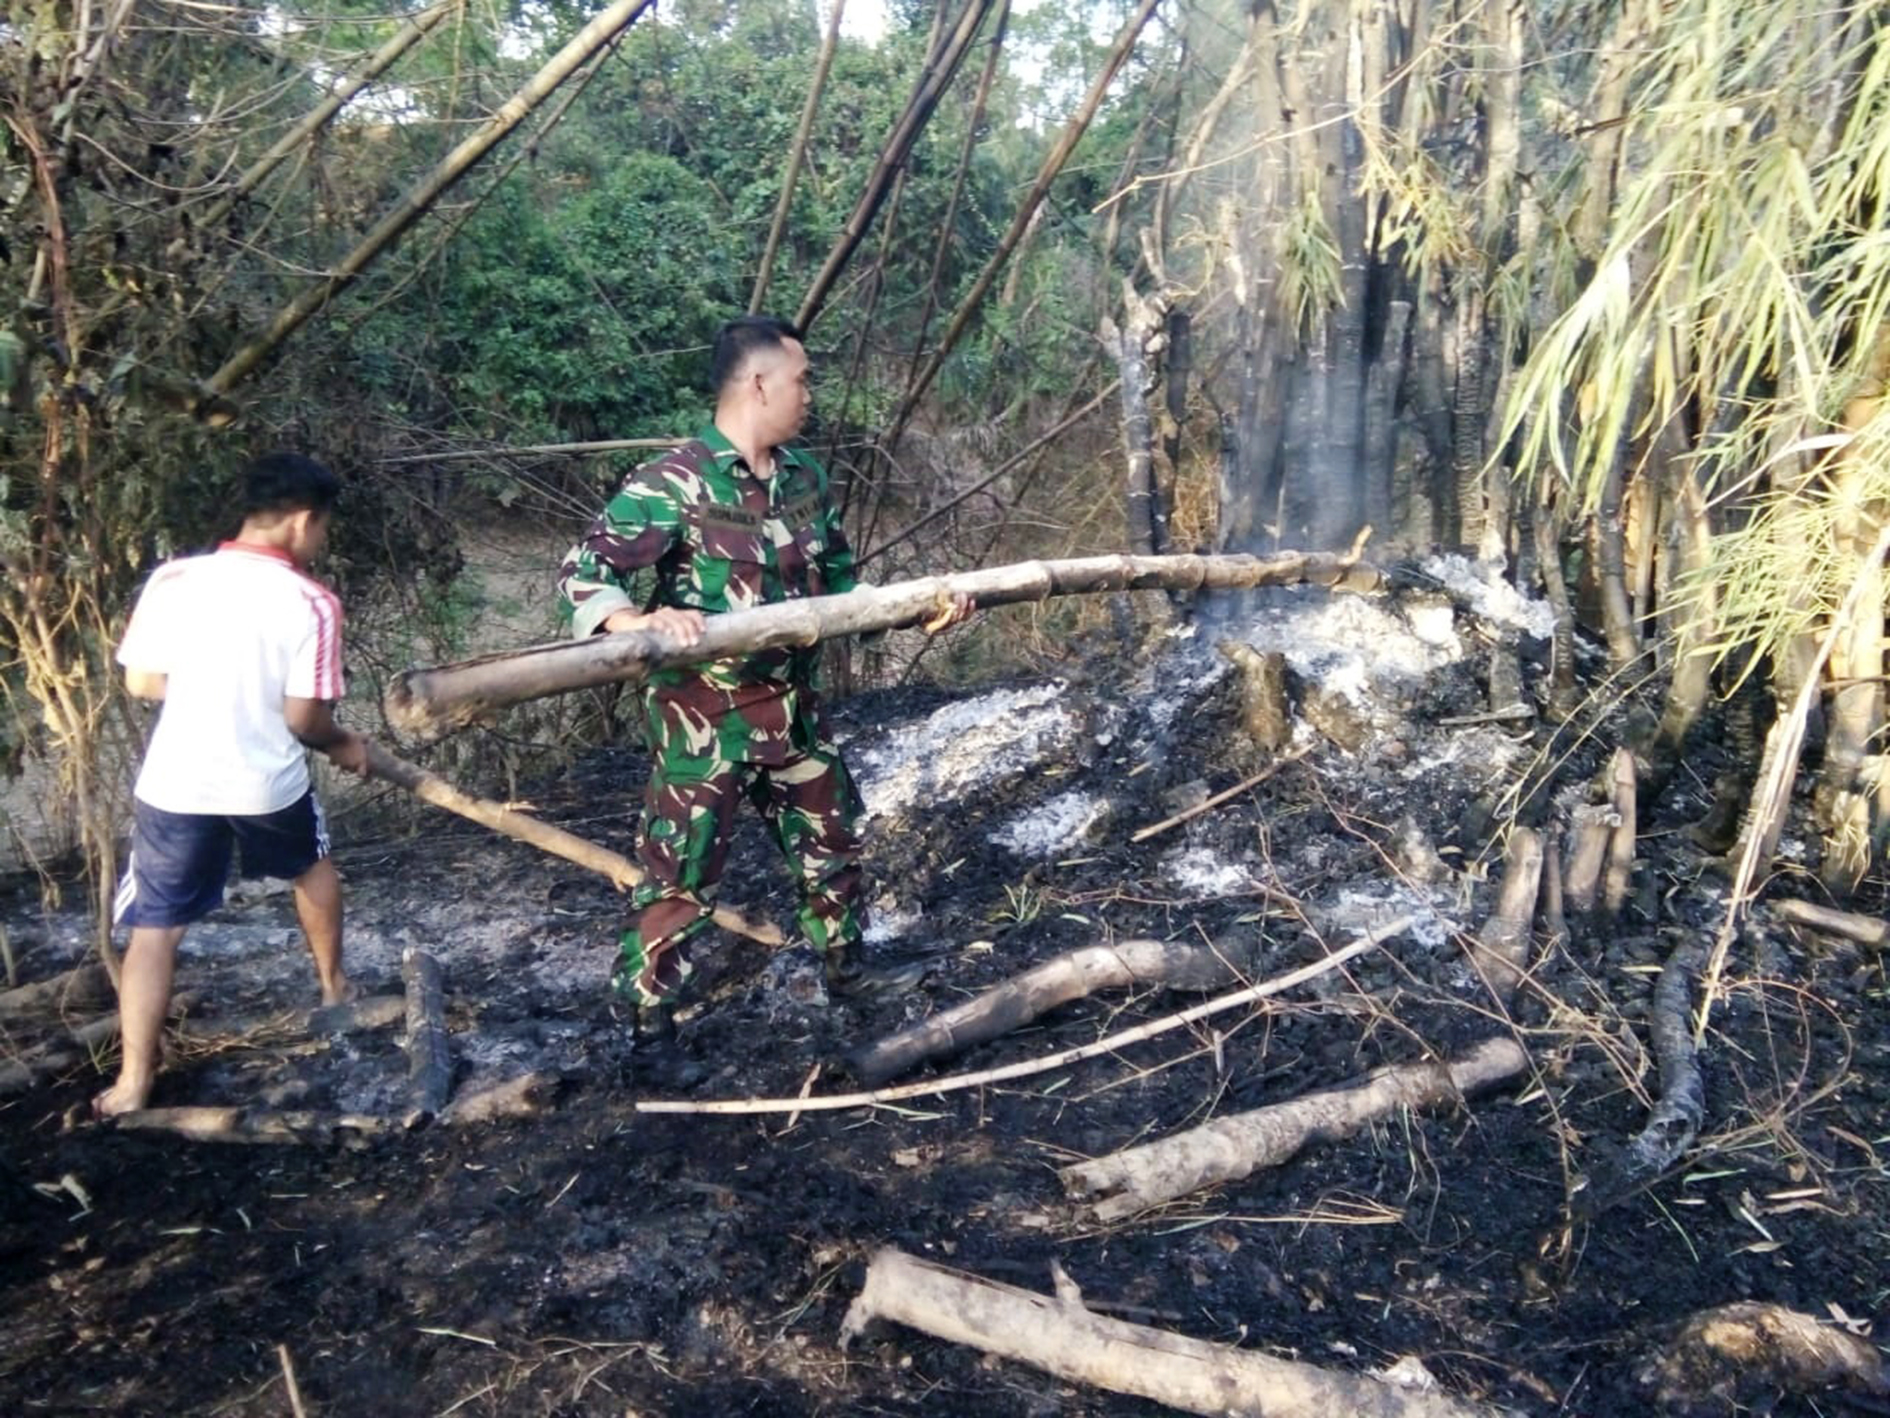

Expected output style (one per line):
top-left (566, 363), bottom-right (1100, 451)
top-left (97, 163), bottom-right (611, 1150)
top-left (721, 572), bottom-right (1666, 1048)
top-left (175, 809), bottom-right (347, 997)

top-left (114, 792), bottom-right (330, 929)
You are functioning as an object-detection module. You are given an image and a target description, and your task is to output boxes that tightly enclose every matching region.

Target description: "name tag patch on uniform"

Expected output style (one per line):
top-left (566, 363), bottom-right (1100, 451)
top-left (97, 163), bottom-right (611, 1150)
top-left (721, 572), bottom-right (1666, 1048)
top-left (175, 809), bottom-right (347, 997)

top-left (781, 494), bottom-right (824, 528)
top-left (699, 507), bottom-right (764, 533)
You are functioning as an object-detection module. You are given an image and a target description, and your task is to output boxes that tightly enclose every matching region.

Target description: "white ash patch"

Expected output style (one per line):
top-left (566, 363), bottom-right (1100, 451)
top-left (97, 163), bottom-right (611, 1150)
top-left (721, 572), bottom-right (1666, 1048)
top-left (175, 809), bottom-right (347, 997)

top-left (863, 901), bottom-right (921, 945)
top-left (1227, 589), bottom-right (1461, 711)
top-left (850, 683), bottom-right (1080, 822)
top-left (1165, 847), bottom-right (1258, 897)
top-left (1397, 727), bottom-right (1529, 783)
top-left (1419, 553), bottom-right (1556, 640)
top-left (991, 790), bottom-right (1109, 857)
top-left (1318, 884), bottom-right (1457, 952)
top-left (1142, 637), bottom-right (1231, 735)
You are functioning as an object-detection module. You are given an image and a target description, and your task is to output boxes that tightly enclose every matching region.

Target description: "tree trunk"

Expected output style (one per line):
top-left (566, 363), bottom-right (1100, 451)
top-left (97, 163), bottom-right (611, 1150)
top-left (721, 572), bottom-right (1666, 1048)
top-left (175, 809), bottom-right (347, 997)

top-left (1813, 328), bottom-right (1890, 892)
top-left (1109, 283), bottom-right (1168, 556)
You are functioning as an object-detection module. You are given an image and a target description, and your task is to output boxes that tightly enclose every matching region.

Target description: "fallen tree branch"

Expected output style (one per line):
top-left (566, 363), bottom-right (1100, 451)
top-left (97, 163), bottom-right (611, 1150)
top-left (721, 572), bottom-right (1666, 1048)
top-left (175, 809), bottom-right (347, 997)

top-left (0, 995), bottom-right (198, 1097)
top-left (840, 1247), bottom-right (1509, 1418)
top-left (1061, 1036), bottom-right (1528, 1221)
top-left (110, 1106), bottom-right (391, 1144)
top-left (366, 743), bottom-right (782, 948)
top-left (384, 551), bottom-right (1385, 738)
top-left (843, 937), bottom-right (1254, 1087)
top-left (0, 962), bottom-right (111, 1022)
top-left (1625, 938), bottom-right (1706, 1179)
top-left (635, 916), bottom-right (1411, 1115)
top-left (401, 948), bottom-right (452, 1126)
top-left (1769, 897), bottom-right (1889, 948)
top-left (441, 1070), bottom-right (559, 1126)
top-left (1646, 1302), bottom-right (1889, 1410)
top-left (1130, 747), bottom-right (1310, 844)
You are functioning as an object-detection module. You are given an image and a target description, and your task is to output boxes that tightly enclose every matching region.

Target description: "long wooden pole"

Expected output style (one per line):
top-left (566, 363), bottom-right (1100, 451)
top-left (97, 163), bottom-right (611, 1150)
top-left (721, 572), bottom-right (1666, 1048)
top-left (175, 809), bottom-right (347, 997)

top-left (207, 0), bottom-right (657, 393)
top-left (385, 549), bottom-right (1384, 738)
top-left (364, 743), bottom-right (782, 947)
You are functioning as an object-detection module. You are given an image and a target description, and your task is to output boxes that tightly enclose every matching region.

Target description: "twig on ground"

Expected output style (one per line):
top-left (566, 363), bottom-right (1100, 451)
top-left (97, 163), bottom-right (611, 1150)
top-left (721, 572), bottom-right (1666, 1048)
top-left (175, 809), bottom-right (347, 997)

top-left (1130, 746), bottom-right (1311, 844)
top-left (278, 1344), bottom-right (308, 1418)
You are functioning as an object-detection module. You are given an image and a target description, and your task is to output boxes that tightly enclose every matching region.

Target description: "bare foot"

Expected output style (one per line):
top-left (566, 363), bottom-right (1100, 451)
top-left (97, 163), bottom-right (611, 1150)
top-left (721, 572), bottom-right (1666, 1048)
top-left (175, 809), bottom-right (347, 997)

top-left (320, 975), bottom-right (360, 1009)
top-left (92, 1078), bottom-right (150, 1120)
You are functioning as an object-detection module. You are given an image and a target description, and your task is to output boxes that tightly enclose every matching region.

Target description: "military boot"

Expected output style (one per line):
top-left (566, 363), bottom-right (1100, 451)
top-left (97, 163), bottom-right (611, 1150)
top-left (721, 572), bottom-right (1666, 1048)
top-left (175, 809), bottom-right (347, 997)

top-left (823, 948), bottom-right (927, 1001)
top-left (631, 1005), bottom-right (706, 1090)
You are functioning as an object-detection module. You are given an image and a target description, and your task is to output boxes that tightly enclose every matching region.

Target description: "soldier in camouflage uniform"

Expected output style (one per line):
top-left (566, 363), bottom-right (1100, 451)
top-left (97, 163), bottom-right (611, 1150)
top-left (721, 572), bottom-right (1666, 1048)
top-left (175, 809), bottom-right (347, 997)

top-left (558, 316), bottom-right (967, 1078)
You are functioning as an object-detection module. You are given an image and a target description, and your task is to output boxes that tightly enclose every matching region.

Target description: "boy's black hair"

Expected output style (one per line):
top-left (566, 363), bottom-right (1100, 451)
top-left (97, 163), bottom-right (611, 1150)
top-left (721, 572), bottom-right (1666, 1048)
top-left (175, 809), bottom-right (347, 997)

top-left (241, 452), bottom-right (341, 520)
top-left (710, 315), bottom-right (803, 397)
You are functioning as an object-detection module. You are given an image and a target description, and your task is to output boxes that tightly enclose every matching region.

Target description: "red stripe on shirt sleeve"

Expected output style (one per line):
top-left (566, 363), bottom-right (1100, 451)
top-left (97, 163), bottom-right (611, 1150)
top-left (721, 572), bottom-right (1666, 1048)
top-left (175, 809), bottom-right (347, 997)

top-left (297, 584), bottom-right (344, 700)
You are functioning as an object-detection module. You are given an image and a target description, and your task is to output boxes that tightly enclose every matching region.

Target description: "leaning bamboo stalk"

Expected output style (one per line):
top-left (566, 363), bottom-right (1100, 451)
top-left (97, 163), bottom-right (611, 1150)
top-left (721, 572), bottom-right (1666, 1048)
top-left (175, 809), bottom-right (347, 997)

top-left (192, 0), bottom-right (458, 241)
top-left (843, 938), bottom-right (1249, 1087)
top-left (207, 0), bottom-right (658, 393)
top-left (385, 551), bottom-right (1384, 737)
top-left (840, 1248), bottom-right (1508, 1418)
top-left (636, 918), bottom-right (1411, 1115)
top-left (363, 743), bottom-right (782, 948)
top-left (750, 0), bottom-right (847, 313)
top-left (885, 0), bottom-right (1163, 442)
top-left (1062, 1036), bottom-right (1528, 1222)
top-left (795, 0), bottom-right (995, 331)
top-left (401, 949), bottom-right (452, 1126)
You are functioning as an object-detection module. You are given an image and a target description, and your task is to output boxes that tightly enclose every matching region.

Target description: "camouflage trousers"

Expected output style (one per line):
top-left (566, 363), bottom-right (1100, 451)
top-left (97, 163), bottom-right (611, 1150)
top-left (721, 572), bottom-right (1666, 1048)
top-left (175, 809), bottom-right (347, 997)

top-left (613, 743), bottom-right (865, 1007)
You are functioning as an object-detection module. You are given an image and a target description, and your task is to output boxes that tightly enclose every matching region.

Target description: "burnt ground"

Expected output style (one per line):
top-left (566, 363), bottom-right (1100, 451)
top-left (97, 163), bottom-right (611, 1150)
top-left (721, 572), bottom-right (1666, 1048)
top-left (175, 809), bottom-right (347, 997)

top-left (4, 577), bottom-right (1890, 1417)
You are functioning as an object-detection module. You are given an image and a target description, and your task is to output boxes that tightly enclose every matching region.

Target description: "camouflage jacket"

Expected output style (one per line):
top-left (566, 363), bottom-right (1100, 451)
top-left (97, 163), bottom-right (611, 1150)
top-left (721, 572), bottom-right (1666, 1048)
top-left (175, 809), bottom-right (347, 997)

top-left (557, 425), bottom-right (857, 764)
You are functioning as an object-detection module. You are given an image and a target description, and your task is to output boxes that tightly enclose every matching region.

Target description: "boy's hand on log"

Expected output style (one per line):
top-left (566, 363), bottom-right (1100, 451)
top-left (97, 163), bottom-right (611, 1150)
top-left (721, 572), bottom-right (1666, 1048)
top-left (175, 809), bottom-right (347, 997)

top-left (921, 593), bottom-right (975, 635)
top-left (325, 730), bottom-right (371, 777)
top-left (604, 607), bottom-right (706, 647)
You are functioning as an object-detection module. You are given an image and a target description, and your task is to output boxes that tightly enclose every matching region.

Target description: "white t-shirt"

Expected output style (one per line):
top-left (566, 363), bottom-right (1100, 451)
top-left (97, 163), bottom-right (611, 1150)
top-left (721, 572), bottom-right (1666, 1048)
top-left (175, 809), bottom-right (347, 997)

top-left (118, 542), bottom-right (346, 815)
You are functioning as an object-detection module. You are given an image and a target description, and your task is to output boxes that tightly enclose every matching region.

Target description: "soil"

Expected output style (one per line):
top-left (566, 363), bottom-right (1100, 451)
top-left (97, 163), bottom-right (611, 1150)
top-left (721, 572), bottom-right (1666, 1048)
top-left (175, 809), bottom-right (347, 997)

top-left (4, 575), bottom-right (1890, 1417)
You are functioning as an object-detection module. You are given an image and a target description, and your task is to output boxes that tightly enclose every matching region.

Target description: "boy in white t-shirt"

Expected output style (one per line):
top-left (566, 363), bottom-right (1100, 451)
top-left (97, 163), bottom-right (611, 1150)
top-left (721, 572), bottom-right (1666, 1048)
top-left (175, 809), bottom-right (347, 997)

top-left (95, 453), bottom-right (371, 1118)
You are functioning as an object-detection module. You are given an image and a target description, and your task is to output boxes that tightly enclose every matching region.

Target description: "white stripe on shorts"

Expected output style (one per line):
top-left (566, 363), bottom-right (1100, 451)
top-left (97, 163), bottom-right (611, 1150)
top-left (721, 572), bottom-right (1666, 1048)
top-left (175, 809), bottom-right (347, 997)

top-left (113, 851), bottom-right (138, 925)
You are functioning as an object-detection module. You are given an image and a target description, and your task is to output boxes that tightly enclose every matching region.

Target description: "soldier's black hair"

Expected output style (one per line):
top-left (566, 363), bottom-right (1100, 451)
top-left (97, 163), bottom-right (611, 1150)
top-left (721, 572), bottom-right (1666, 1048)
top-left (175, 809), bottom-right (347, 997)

top-left (241, 452), bottom-right (341, 520)
top-left (711, 315), bottom-right (804, 397)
